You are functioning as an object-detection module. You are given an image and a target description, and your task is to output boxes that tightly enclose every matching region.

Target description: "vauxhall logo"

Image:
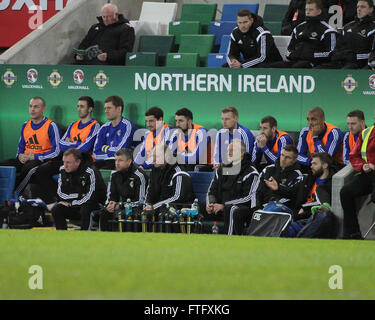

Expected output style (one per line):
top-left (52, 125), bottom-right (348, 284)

top-left (253, 213), bottom-right (262, 221)
top-left (26, 134), bottom-right (42, 150)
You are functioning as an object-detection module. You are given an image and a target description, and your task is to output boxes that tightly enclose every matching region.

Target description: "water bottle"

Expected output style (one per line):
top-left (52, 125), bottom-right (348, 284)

top-left (165, 205), bottom-right (176, 233)
top-left (212, 221), bottom-right (219, 234)
top-left (188, 198), bottom-right (199, 234)
top-left (124, 199), bottom-right (133, 232)
top-left (2, 217), bottom-right (8, 229)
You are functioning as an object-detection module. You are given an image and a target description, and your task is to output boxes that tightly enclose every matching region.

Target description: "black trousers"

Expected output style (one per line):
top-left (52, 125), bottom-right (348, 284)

top-left (0, 158), bottom-right (42, 196)
top-left (31, 159), bottom-right (62, 204)
top-left (340, 172), bottom-right (375, 236)
top-left (52, 201), bottom-right (101, 230)
top-left (224, 205), bottom-right (252, 235)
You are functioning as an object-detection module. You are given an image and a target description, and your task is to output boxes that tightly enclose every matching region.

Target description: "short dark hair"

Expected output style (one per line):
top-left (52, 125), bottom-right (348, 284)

top-left (105, 96), bottom-right (124, 113)
top-left (306, 0), bottom-right (323, 10)
top-left (311, 152), bottom-right (333, 166)
top-left (63, 148), bottom-right (82, 161)
top-left (221, 106), bottom-right (238, 118)
top-left (79, 96), bottom-right (94, 109)
top-left (283, 144), bottom-right (298, 158)
top-left (237, 9), bottom-right (252, 18)
top-left (145, 106), bottom-right (163, 120)
top-left (31, 96), bottom-right (46, 107)
top-left (115, 148), bottom-right (133, 160)
top-left (308, 106), bottom-right (325, 119)
top-left (360, 0), bottom-right (374, 8)
top-left (347, 109), bottom-right (365, 121)
top-left (261, 116), bottom-right (277, 128)
top-left (175, 108), bottom-right (193, 120)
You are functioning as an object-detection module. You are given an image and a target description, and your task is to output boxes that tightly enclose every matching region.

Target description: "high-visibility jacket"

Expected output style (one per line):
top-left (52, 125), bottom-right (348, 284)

top-left (23, 119), bottom-right (53, 154)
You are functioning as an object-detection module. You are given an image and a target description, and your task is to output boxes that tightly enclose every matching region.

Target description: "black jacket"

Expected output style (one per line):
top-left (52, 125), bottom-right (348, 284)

top-left (228, 13), bottom-right (282, 68)
top-left (294, 167), bottom-right (336, 219)
top-left (207, 153), bottom-right (259, 207)
top-left (106, 163), bottom-right (148, 205)
top-left (281, 0), bottom-right (307, 36)
top-left (77, 14), bottom-right (135, 65)
top-left (256, 158), bottom-right (303, 210)
top-left (146, 164), bottom-right (195, 209)
top-left (57, 161), bottom-right (106, 206)
top-left (286, 13), bottom-right (337, 65)
top-left (331, 15), bottom-right (375, 65)
top-left (370, 37), bottom-right (375, 67)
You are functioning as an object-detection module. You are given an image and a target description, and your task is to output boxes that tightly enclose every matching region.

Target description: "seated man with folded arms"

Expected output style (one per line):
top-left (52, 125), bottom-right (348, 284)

top-left (99, 148), bottom-right (148, 231)
top-left (343, 110), bottom-right (366, 165)
top-left (52, 148), bottom-right (106, 230)
top-left (207, 139), bottom-right (259, 235)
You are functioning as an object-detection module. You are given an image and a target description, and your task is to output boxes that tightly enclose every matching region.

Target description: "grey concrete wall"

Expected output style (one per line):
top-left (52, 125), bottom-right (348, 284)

top-left (0, 0), bottom-right (109, 64)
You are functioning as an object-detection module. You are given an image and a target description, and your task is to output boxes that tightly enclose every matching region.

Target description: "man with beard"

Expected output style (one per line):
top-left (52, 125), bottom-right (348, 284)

top-left (252, 116), bottom-right (294, 171)
top-left (134, 107), bottom-right (173, 169)
top-left (99, 148), bottom-right (148, 231)
top-left (294, 152), bottom-right (335, 219)
top-left (169, 108), bottom-right (212, 172)
top-left (206, 139), bottom-right (259, 235)
top-left (256, 145), bottom-right (304, 212)
top-left (271, 0), bottom-right (337, 68)
top-left (225, 8), bottom-right (282, 68)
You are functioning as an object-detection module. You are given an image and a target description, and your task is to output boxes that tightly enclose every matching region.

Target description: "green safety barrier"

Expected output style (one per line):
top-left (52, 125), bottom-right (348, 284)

top-left (0, 64), bottom-right (374, 160)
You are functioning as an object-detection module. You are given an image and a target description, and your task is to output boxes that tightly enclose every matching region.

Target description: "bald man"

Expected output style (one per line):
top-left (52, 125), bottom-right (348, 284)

top-left (74, 3), bottom-right (135, 65)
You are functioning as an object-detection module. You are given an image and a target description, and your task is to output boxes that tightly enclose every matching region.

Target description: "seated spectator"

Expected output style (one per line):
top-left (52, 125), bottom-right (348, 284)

top-left (99, 148), bottom-right (149, 231)
top-left (343, 110), bottom-right (366, 165)
top-left (52, 148), bottom-right (106, 230)
top-left (93, 96), bottom-right (136, 170)
top-left (252, 116), bottom-right (294, 171)
top-left (0, 97), bottom-right (60, 198)
top-left (32, 96), bottom-right (100, 206)
top-left (224, 8), bottom-right (282, 68)
top-left (143, 144), bottom-right (195, 216)
top-left (256, 145), bottom-right (303, 211)
top-left (169, 108), bottom-right (213, 172)
top-left (134, 107), bottom-right (173, 169)
top-left (317, 0), bottom-right (375, 69)
top-left (282, 0), bottom-right (307, 36)
top-left (294, 152), bottom-right (335, 219)
top-left (297, 107), bottom-right (344, 170)
top-left (271, 0), bottom-right (337, 68)
top-left (74, 3), bottom-right (135, 66)
top-left (340, 114), bottom-right (375, 239)
top-left (213, 106), bottom-right (255, 167)
top-left (207, 139), bottom-right (259, 235)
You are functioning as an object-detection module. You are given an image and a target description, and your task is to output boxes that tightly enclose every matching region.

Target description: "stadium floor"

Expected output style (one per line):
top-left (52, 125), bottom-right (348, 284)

top-left (1, 230), bottom-right (374, 300)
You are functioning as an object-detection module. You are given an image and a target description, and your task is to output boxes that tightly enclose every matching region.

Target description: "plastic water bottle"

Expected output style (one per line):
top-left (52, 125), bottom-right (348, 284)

top-left (125, 199), bottom-right (132, 216)
top-left (212, 221), bottom-right (219, 234)
top-left (191, 198), bottom-right (199, 215)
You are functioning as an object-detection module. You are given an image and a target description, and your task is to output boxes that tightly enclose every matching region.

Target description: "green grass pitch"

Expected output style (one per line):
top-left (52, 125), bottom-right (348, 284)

top-left (0, 229), bottom-right (374, 300)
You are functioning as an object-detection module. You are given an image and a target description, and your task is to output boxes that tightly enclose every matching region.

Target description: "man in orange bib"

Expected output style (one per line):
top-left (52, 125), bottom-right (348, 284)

top-left (252, 115), bottom-right (294, 171)
top-left (169, 108), bottom-right (213, 172)
top-left (32, 96), bottom-right (100, 205)
top-left (134, 107), bottom-right (172, 169)
top-left (297, 106), bottom-right (344, 171)
top-left (343, 110), bottom-right (366, 165)
top-left (0, 97), bottom-right (61, 197)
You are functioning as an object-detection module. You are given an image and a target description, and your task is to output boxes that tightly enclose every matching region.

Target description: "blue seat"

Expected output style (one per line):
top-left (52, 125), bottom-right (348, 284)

top-left (219, 34), bottom-right (231, 53)
top-left (0, 166), bottom-right (17, 204)
top-left (221, 4), bottom-right (259, 21)
top-left (189, 171), bottom-right (214, 205)
top-left (208, 21), bottom-right (237, 47)
top-left (207, 53), bottom-right (227, 68)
